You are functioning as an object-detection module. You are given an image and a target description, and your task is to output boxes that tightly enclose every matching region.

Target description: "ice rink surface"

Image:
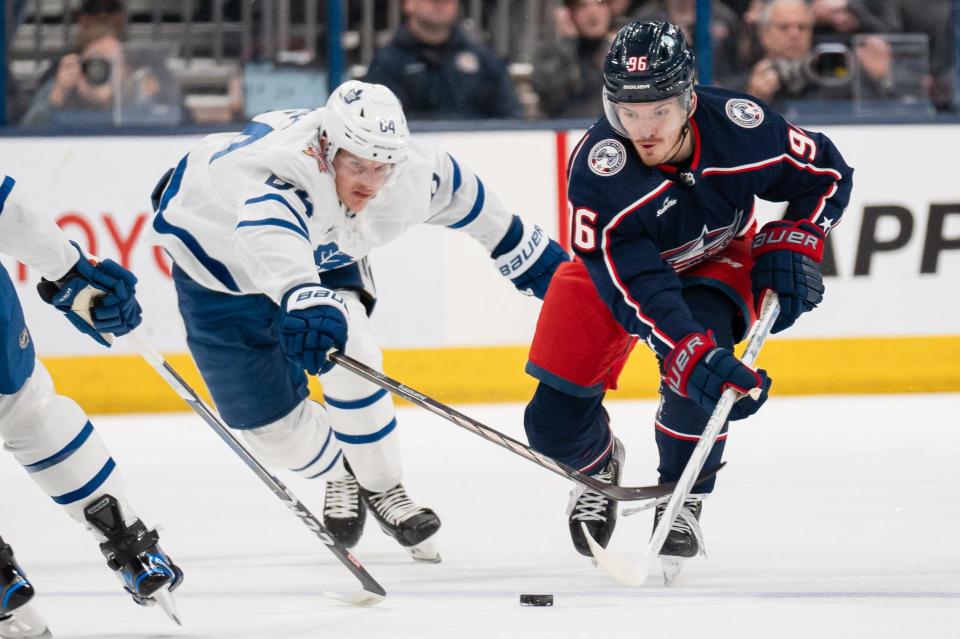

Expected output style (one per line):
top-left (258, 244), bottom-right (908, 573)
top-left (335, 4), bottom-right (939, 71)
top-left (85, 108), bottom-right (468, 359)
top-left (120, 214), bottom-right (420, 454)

top-left (1, 394), bottom-right (957, 639)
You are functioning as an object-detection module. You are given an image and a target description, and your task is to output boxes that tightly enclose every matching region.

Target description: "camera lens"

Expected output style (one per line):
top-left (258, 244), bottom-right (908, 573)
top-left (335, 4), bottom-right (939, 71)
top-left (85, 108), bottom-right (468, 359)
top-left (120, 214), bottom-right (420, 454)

top-left (81, 58), bottom-right (112, 86)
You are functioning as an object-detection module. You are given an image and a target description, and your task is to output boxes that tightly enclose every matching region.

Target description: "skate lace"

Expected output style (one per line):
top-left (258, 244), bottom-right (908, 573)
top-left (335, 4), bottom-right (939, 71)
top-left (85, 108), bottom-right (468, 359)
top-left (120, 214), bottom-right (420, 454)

top-left (568, 466), bottom-right (614, 523)
top-left (657, 497), bottom-right (706, 557)
top-left (324, 475), bottom-right (361, 519)
top-left (367, 485), bottom-right (424, 526)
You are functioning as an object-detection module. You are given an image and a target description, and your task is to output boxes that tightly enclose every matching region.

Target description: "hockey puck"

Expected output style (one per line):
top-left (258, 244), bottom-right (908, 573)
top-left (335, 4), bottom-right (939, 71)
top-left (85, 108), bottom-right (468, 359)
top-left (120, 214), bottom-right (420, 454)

top-left (519, 594), bottom-right (554, 607)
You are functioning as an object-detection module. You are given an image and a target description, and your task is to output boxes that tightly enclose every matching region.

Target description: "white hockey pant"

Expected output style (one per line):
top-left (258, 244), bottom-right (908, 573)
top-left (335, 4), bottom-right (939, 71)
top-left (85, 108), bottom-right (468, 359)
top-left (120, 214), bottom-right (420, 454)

top-left (319, 291), bottom-right (401, 492)
top-left (0, 361), bottom-right (134, 528)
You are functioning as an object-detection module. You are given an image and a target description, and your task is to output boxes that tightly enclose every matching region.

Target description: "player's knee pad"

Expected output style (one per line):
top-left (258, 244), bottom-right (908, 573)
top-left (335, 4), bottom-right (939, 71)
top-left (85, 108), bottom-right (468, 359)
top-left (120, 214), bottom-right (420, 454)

top-left (240, 398), bottom-right (345, 480)
top-left (318, 291), bottom-right (400, 491)
top-left (524, 382), bottom-right (611, 471)
top-left (0, 362), bottom-right (129, 524)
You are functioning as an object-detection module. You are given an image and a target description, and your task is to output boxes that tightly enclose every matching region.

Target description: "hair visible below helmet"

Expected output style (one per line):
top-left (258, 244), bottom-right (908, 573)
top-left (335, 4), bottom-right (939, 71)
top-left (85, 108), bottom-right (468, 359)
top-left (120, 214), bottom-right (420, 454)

top-left (323, 80), bottom-right (409, 166)
top-left (602, 21), bottom-right (696, 137)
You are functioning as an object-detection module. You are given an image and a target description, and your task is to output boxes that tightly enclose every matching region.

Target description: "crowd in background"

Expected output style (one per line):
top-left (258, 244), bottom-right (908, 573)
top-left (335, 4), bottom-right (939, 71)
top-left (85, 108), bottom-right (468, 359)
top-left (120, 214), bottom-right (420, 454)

top-left (4, 0), bottom-right (955, 128)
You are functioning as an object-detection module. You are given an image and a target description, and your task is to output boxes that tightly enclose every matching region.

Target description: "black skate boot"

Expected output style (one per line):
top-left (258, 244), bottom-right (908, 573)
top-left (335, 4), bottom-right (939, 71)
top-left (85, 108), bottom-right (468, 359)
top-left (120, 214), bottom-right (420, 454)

top-left (567, 437), bottom-right (625, 557)
top-left (323, 463), bottom-right (366, 548)
top-left (0, 538), bottom-right (51, 639)
top-left (360, 483), bottom-right (441, 562)
top-left (653, 495), bottom-right (705, 584)
top-left (83, 495), bottom-right (183, 624)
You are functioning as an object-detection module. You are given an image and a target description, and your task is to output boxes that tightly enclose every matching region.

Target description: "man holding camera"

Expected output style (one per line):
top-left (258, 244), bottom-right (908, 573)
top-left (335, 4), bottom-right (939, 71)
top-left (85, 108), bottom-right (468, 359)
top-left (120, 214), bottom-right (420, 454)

top-left (744, 0), bottom-right (894, 111)
top-left (21, 25), bottom-right (167, 127)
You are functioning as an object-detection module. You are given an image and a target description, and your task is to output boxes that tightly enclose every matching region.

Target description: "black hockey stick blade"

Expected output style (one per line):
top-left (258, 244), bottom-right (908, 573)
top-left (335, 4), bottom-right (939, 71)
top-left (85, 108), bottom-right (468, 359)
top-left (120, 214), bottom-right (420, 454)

top-left (330, 352), bottom-right (724, 502)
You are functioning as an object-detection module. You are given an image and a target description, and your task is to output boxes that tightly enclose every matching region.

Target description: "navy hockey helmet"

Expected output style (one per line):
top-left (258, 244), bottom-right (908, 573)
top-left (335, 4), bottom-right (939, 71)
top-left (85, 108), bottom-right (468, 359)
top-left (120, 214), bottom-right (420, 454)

top-left (602, 21), bottom-right (696, 136)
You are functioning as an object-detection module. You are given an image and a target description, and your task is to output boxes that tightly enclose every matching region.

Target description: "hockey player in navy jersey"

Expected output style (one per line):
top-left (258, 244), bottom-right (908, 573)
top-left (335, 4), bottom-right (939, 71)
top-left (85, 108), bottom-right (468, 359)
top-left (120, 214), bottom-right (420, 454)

top-left (522, 21), bottom-right (853, 575)
top-left (147, 80), bottom-right (567, 561)
top-left (0, 175), bottom-right (182, 632)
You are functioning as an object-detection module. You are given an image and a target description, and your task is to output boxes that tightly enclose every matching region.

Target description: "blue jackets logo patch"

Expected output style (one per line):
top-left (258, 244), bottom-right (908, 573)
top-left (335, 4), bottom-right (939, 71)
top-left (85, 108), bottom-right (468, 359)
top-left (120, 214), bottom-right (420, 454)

top-left (725, 99), bottom-right (764, 129)
top-left (588, 139), bottom-right (627, 176)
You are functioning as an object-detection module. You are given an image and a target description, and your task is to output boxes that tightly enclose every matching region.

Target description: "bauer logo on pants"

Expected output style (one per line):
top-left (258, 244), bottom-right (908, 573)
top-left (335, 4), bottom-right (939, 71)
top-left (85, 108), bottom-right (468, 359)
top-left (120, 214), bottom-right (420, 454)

top-left (588, 140), bottom-right (627, 176)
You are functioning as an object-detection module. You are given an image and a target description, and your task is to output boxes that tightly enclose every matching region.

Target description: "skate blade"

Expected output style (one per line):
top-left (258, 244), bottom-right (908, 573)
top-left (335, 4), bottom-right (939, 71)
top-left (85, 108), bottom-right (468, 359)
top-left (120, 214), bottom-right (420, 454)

top-left (0, 601), bottom-right (53, 638)
top-left (660, 557), bottom-right (684, 585)
top-left (323, 589), bottom-right (386, 607)
top-left (581, 523), bottom-right (654, 588)
top-left (407, 539), bottom-right (441, 563)
top-left (152, 588), bottom-right (182, 626)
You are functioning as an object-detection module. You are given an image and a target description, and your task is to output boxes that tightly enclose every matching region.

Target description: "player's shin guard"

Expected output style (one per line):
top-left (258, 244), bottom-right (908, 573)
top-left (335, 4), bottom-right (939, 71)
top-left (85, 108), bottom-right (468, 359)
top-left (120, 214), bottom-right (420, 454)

top-left (524, 382), bottom-right (611, 470)
top-left (83, 495), bottom-right (183, 607)
top-left (0, 363), bottom-right (131, 524)
top-left (239, 399), bottom-right (346, 481)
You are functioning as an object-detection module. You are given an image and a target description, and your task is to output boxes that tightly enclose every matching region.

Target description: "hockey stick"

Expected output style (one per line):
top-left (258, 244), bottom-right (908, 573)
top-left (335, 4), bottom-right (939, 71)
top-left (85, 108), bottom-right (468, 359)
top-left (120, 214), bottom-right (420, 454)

top-left (128, 332), bottom-right (385, 607)
top-left (329, 352), bottom-right (722, 501)
top-left (582, 291), bottom-right (780, 587)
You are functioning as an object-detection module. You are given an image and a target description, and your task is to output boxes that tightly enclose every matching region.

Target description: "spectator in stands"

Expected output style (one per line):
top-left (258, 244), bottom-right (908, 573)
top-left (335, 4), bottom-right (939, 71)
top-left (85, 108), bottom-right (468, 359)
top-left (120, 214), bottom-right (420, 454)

top-left (531, 0), bottom-right (612, 119)
top-left (608, 0), bottom-right (645, 30)
top-left (364, 0), bottom-right (521, 120)
top-left (75, 0), bottom-right (129, 40)
top-left (20, 27), bottom-right (175, 127)
top-left (873, 0), bottom-right (954, 110)
top-left (632, 0), bottom-right (746, 86)
top-left (810, 0), bottom-right (889, 40)
top-left (742, 0), bottom-right (895, 111)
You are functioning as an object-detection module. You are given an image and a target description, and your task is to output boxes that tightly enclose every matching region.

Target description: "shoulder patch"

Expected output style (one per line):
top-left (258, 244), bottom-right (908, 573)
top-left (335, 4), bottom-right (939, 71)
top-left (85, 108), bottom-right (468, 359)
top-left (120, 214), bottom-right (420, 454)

top-left (725, 98), bottom-right (764, 129)
top-left (588, 139), bottom-right (627, 177)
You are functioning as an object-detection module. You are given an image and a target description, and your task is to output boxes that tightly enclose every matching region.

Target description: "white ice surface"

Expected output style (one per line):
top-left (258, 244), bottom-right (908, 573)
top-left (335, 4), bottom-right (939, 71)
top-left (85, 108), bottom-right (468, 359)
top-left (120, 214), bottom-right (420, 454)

top-left (1, 394), bottom-right (958, 638)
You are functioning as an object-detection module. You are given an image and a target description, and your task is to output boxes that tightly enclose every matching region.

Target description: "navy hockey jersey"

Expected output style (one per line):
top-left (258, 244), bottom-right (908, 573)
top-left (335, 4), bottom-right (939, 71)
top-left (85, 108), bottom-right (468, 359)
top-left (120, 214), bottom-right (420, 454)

top-left (567, 86), bottom-right (853, 358)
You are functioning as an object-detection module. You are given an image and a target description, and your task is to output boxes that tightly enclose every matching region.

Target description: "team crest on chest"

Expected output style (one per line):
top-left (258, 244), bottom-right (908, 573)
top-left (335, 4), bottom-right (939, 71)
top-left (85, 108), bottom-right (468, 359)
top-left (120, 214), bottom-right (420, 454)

top-left (19, 327), bottom-right (30, 350)
top-left (588, 139), bottom-right (627, 176)
top-left (725, 98), bottom-right (764, 129)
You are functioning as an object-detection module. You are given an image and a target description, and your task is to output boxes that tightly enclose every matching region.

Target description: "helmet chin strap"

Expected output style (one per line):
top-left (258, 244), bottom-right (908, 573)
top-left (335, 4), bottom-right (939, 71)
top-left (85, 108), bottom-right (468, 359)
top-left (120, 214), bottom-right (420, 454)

top-left (661, 121), bottom-right (690, 166)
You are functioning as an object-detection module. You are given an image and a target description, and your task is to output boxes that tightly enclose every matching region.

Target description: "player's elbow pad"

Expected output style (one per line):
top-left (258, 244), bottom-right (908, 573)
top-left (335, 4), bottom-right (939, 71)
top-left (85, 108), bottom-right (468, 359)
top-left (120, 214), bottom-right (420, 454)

top-left (491, 215), bottom-right (569, 299)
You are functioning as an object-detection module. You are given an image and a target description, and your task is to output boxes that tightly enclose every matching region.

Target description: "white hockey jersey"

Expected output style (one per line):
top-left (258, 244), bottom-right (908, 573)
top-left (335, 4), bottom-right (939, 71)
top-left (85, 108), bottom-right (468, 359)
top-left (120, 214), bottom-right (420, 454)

top-left (148, 108), bottom-right (516, 304)
top-left (0, 175), bottom-right (78, 279)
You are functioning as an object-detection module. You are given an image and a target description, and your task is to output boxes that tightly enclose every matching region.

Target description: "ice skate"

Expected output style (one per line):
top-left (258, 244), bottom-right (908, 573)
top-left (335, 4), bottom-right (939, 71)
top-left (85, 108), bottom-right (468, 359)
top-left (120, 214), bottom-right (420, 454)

top-left (0, 540), bottom-right (51, 639)
top-left (567, 437), bottom-right (625, 558)
top-left (323, 463), bottom-right (367, 548)
top-left (360, 483), bottom-right (441, 562)
top-left (83, 495), bottom-right (183, 625)
top-left (653, 495), bottom-right (705, 585)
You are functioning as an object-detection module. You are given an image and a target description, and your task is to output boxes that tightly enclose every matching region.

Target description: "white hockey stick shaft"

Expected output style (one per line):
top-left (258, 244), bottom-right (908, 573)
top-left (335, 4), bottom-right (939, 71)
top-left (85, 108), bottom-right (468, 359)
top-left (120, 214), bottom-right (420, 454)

top-left (127, 331), bottom-right (385, 605)
top-left (636, 291), bottom-right (780, 583)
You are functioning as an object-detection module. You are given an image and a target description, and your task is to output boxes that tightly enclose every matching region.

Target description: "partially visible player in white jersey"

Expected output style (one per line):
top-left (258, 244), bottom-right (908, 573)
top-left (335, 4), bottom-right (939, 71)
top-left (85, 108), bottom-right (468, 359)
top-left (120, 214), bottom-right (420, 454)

top-left (0, 175), bottom-right (182, 635)
top-left (148, 80), bottom-right (568, 560)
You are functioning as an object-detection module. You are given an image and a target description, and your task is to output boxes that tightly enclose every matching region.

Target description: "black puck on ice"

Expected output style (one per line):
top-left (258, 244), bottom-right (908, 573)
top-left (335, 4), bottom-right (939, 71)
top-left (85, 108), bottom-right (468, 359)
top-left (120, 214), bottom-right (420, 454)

top-left (519, 594), bottom-right (554, 607)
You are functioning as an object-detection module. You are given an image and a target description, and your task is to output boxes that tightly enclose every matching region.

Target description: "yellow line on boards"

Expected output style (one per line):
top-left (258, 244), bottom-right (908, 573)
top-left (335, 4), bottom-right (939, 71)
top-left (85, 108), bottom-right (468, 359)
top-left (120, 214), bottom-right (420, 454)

top-left (38, 336), bottom-right (960, 414)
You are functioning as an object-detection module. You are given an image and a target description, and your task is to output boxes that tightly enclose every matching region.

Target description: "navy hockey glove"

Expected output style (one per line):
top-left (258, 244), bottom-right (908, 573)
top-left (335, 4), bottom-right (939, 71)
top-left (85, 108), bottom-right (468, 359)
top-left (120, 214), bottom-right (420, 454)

top-left (37, 242), bottom-right (142, 347)
top-left (662, 331), bottom-right (772, 420)
top-left (280, 284), bottom-right (349, 375)
top-left (751, 219), bottom-right (825, 334)
top-left (492, 216), bottom-right (569, 299)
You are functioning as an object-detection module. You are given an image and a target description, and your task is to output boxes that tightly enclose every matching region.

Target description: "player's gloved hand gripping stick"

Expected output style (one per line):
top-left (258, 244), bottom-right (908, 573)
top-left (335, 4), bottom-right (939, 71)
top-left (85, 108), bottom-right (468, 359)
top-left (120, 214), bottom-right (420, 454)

top-left (581, 291), bottom-right (781, 587)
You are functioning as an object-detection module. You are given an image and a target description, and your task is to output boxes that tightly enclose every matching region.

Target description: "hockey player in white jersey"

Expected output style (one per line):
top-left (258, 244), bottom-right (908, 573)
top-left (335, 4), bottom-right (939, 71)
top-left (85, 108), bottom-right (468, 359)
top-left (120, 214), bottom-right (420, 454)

top-left (0, 175), bottom-right (182, 633)
top-left (148, 80), bottom-right (568, 560)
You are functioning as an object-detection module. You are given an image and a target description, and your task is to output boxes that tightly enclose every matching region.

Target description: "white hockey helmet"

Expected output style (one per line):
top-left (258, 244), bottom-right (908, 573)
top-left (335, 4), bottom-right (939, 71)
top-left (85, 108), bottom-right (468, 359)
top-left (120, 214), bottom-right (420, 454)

top-left (322, 80), bottom-right (409, 166)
